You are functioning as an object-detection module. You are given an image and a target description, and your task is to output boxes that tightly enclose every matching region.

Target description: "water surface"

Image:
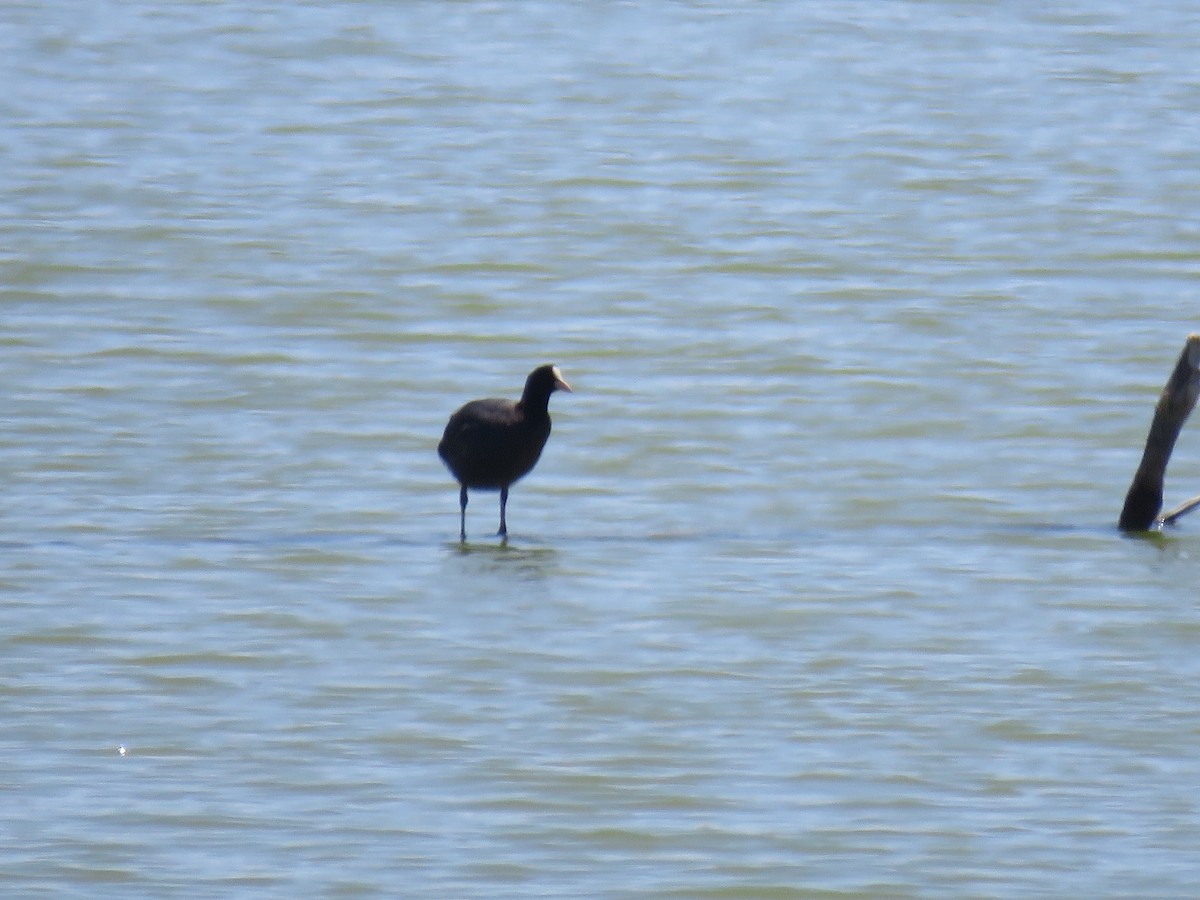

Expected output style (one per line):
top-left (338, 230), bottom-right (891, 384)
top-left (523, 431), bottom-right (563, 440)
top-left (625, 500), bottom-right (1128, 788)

top-left (4, 1), bottom-right (1200, 897)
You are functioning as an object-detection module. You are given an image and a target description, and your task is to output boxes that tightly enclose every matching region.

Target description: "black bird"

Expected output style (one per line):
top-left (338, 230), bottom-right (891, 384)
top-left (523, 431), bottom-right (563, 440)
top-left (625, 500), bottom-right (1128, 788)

top-left (438, 364), bottom-right (572, 542)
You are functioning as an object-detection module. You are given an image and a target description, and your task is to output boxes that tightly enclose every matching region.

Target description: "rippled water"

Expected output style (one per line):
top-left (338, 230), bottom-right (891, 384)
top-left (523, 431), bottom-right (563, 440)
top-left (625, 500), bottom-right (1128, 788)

top-left (5, 1), bottom-right (1200, 896)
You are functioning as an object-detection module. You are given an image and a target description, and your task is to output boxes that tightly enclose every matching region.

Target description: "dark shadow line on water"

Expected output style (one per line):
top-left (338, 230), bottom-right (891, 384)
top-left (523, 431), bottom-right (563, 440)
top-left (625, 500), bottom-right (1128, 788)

top-left (996, 521), bottom-right (1186, 543)
top-left (5, 518), bottom-right (1193, 557)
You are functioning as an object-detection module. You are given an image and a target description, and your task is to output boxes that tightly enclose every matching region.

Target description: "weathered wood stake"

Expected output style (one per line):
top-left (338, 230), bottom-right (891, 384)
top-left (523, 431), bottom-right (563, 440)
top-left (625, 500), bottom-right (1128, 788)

top-left (1119, 334), bottom-right (1200, 531)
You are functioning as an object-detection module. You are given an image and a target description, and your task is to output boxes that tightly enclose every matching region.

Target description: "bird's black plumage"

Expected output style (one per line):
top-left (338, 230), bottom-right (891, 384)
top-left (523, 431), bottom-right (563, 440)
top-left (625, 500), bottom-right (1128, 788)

top-left (438, 364), bottom-right (571, 541)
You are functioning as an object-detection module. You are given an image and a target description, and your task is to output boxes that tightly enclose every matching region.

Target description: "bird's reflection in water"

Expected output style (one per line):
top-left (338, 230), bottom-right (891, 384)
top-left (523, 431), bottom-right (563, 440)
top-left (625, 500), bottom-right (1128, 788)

top-left (448, 539), bottom-right (559, 580)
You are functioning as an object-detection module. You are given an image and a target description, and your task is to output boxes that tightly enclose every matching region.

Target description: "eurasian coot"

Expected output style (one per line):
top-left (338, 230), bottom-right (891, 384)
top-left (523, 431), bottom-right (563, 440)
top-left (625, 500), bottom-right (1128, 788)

top-left (438, 364), bottom-right (572, 541)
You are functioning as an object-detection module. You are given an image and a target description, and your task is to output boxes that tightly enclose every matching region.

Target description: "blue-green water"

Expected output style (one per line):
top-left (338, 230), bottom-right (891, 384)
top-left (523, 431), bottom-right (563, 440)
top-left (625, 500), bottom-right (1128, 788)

top-left (5, 2), bottom-right (1200, 896)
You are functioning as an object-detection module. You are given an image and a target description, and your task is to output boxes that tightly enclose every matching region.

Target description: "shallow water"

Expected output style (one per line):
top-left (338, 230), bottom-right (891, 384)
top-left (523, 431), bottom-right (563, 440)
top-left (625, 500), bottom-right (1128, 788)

top-left (5, 1), bottom-right (1200, 896)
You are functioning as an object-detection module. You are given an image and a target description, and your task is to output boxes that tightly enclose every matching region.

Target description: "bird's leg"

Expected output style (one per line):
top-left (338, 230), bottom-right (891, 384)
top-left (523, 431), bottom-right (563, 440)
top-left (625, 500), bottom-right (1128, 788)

top-left (459, 485), bottom-right (468, 542)
top-left (497, 486), bottom-right (508, 538)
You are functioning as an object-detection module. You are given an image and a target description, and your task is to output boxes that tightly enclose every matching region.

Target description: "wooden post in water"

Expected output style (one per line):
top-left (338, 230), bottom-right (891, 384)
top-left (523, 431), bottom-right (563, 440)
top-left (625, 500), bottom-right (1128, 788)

top-left (1119, 334), bottom-right (1200, 531)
